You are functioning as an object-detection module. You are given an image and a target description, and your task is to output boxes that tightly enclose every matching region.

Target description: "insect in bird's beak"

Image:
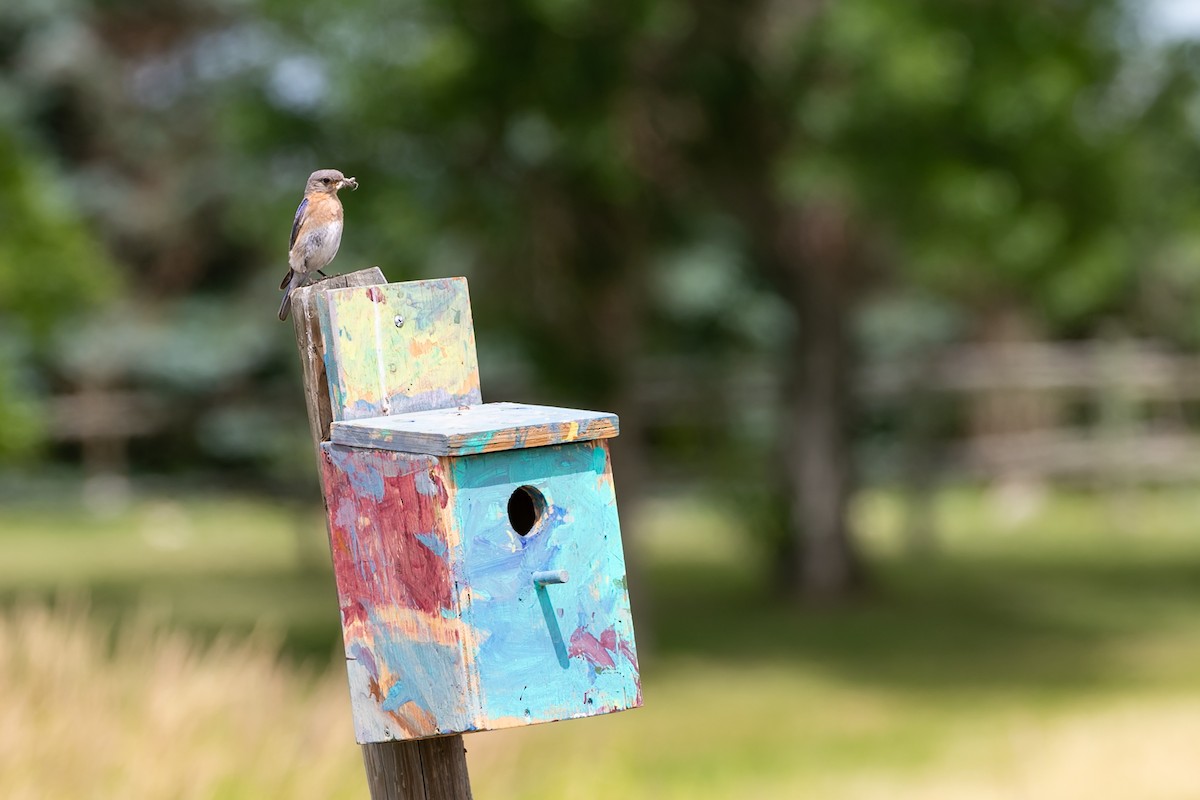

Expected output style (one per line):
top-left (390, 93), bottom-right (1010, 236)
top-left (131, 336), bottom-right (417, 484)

top-left (341, 177), bottom-right (359, 191)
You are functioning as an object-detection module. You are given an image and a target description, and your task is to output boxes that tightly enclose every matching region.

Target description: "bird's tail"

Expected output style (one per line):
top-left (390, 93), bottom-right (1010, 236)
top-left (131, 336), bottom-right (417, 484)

top-left (279, 271), bottom-right (303, 321)
top-left (280, 269), bottom-right (295, 291)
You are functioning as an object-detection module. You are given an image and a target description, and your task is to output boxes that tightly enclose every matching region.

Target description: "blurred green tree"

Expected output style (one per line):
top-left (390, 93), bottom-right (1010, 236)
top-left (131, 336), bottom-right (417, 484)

top-left (4, 0), bottom-right (1200, 603)
top-left (0, 125), bottom-right (119, 459)
top-left (656, 0), bottom-right (1200, 598)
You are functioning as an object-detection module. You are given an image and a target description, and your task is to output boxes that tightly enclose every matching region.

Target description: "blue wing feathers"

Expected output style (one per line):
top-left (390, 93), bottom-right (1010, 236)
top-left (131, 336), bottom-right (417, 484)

top-left (290, 197), bottom-right (308, 250)
top-left (281, 197), bottom-right (310, 290)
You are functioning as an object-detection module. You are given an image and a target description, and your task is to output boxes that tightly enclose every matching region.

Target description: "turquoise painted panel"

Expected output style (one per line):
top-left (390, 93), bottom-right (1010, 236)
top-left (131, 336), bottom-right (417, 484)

top-left (451, 441), bottom-right (641, 726)
top-left (330, 402), bottom-right (619, 455)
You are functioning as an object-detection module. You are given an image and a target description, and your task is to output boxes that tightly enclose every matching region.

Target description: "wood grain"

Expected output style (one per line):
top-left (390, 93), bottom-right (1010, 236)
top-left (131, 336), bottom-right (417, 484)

top-left (330, 401), bottom-right (619, 455)
top-left (362, 736), bottom-right (473, 800)
top-left (289, 267), bottom-right (473, 800)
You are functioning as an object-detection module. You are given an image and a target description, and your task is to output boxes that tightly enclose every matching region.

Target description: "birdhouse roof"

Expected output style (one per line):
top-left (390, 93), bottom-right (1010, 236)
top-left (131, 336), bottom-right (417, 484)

top-left (329, 401), bottom-right (618, 456)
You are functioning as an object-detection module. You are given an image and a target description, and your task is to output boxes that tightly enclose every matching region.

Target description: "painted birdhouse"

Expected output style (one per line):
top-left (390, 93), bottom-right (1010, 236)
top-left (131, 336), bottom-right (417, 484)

top-left (315, 278), bottom-right (641, 743)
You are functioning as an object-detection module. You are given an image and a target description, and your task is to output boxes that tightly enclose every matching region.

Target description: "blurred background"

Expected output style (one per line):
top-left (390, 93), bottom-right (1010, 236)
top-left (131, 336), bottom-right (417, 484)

top-left (5, 0), bottom-right (1200, 796)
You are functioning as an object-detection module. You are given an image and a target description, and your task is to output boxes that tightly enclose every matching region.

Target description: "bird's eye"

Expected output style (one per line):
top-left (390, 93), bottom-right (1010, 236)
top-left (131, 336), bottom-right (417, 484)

top-left (322, 178), bottom-right (331, 185)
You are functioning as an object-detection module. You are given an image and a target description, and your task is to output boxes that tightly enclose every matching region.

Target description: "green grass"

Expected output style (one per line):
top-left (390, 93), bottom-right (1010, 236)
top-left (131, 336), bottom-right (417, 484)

top-left (0, 496), bottom-right (343, 657)
top-left (6, 486), bottom-right (1200, 797)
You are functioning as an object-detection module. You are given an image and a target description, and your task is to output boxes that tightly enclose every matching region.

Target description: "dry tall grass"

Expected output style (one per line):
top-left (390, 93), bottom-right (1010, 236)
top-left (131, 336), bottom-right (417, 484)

top-left (0, 604), bottom-right (364, 800)
top-left (9, 489), bottom-right (1200, 799)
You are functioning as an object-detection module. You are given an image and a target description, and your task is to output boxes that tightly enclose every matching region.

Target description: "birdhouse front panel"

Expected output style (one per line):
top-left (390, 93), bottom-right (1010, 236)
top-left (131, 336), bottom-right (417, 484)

top-left (450, 439), bottom-right (640, 727)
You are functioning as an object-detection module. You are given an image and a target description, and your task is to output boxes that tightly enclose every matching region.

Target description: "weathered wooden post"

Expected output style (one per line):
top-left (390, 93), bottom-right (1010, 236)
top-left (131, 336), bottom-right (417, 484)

top-left (289, 269), bottom-right (641, 799)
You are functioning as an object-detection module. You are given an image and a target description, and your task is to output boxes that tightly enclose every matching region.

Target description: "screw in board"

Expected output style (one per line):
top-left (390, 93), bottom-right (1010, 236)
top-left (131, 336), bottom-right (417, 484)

top-left (394, 315), bottom-right (405, 328)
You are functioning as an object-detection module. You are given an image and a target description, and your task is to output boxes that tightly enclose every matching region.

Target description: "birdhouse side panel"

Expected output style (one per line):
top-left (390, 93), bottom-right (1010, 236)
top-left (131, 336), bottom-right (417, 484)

top-left (319, 278), bottom-right (482, 422)
top-left (320, 444), bottom-right (479, 742)
top-left (449, 441), bottom-right (641, 730)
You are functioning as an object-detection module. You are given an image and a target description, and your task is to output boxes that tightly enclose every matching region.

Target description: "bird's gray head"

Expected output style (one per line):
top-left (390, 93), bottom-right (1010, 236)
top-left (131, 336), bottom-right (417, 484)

top-left (306, 169), bottom-right (358, 194)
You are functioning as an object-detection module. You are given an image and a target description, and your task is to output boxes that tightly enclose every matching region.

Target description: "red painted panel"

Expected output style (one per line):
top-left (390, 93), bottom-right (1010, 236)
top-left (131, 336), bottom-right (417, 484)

top-left (320, 445), bottom-right (453, 617)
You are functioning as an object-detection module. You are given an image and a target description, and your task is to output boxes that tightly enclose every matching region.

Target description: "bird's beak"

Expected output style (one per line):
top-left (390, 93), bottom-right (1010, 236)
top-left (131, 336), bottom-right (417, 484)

top-left (340, 177), bottom-right (358, 191)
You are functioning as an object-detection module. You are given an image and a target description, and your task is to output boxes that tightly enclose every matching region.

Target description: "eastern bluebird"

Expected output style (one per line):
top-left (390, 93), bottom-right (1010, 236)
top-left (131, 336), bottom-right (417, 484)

top-left (278, 168), bottom-right (358, 321)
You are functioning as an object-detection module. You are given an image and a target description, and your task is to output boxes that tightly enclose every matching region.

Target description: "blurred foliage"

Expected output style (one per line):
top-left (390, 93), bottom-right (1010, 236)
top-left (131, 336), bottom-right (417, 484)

top-left (0, 122), bottom-right (120, 459)
top-left (791, 1), bottom-right (1200, 334)
top-left (3, 0), bottom-right (1200, 581)
top-left (0, 130), bottom-right (117, 337)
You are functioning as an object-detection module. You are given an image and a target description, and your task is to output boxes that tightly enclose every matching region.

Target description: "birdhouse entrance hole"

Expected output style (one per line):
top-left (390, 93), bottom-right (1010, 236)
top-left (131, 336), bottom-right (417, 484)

top-left (508, 486), bottom-right (546, 536)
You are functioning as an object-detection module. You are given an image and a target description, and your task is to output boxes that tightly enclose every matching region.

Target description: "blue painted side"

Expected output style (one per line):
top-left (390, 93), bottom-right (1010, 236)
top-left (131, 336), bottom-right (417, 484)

top-left (450, 441), bottom-right (641, 726)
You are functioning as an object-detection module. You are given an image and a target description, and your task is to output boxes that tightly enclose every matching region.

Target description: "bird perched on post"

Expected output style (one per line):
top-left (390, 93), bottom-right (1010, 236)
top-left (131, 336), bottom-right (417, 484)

top-left (278, 168), bottom-right (358, 321)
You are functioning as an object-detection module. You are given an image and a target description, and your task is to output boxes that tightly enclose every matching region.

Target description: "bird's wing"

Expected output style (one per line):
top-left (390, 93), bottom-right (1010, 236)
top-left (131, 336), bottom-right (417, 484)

top-left (289, 197), bottom-right (309, 251)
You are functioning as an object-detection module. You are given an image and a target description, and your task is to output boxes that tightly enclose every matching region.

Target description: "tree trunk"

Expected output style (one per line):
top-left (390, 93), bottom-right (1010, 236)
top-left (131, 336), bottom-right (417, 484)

top-left (777, 209), bottom-right (863, 602)
top-left (596, 276), bottom-right (654, 642)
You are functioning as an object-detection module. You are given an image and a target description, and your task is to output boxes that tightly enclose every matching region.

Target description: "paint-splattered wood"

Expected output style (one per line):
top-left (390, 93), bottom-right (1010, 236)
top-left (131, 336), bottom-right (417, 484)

top-left (330, 402), bottom-right (619, 455)
top-left (291, 268), bottom-right (387, 443)
top-left (319, 278), bottom-right (481, 422)
top-left (320, 439), bottom-right (641, 743)
top-left (310, 276), bottom-right (639, 749)
top-left (290, 268), bottom-right (473, 800)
